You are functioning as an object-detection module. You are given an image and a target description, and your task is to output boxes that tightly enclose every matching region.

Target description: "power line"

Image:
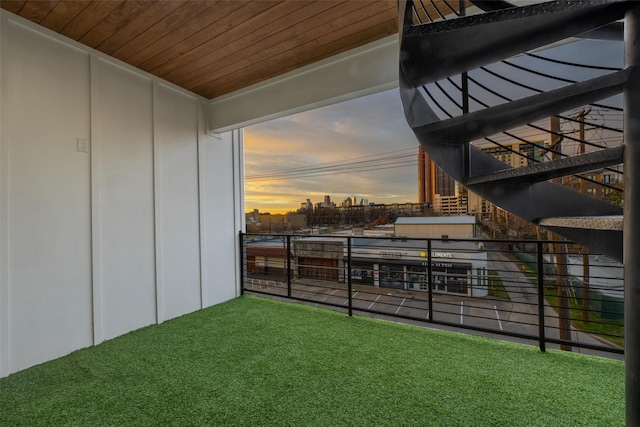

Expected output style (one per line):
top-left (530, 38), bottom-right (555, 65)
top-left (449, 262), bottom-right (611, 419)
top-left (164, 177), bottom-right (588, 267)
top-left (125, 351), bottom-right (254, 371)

top-left (246, 159), bottom-right (419, 182)
top-left (245, 146), bottom-right (417, 177)
top-left (245, 147), bottom-right (418, 181)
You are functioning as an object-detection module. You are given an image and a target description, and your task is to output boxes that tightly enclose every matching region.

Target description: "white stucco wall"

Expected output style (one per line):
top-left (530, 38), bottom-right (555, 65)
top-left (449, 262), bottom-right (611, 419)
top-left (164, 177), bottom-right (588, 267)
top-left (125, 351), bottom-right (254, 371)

top-left (0, 12), bottom-right (243, 377)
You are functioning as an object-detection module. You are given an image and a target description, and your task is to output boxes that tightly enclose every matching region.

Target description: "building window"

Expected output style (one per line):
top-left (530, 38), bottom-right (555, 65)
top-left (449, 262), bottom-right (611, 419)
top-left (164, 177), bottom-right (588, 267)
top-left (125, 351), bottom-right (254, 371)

top-left (432, 266), bottom-right (469, 295)
top-left (380, 264), bottom-right (404, 289)
top-left (407, 265), bottom-right (428, 290)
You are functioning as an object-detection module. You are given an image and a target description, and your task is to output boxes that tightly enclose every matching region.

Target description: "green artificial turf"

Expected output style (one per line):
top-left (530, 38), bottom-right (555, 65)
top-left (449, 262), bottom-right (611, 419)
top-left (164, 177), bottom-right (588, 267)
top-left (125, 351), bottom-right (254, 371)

top-left (1, 295), bottom-right (624, 426)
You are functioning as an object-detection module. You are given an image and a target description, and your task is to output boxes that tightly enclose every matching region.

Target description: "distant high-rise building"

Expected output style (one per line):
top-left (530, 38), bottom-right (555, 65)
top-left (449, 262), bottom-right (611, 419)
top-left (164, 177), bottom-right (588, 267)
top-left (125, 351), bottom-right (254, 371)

top-left (324, 195), bottom-right (331, 206)
top-left (480, 140), bottom-right (545, 167)
top-left (466, 140), bottom-right (548, 216)
top-left (418, 146), bottom-right (456, 205)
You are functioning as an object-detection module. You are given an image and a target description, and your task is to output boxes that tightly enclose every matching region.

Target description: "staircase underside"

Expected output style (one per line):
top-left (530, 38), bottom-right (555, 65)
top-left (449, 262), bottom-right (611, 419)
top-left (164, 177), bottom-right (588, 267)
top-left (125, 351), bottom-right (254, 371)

top-left (399, 0), bottom-right (637, 262)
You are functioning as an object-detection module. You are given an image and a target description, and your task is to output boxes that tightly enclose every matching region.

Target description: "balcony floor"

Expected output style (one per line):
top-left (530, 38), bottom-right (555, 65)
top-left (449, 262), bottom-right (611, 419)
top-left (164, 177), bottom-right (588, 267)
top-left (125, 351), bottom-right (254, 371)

top-left (0, 295), bottom-right (624, 426)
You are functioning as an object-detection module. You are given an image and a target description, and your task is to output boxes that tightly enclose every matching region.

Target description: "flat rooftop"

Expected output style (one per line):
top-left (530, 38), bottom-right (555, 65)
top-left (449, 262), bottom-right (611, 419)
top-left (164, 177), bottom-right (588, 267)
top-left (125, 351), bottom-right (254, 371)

top-left (395, 216), bottom-right (477, 225)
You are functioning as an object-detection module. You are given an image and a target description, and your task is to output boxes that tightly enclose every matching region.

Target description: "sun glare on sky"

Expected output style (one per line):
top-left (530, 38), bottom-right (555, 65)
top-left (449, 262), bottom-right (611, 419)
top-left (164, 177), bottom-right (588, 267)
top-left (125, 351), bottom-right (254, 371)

top-left (243, 89), bottom-right (419, 214)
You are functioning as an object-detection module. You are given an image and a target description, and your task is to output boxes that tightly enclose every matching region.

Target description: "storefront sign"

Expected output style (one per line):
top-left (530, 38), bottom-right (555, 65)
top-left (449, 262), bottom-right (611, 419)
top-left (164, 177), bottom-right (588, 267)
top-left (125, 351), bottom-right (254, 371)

top-left (380, 251), bottom-right (403, 258)
top-left (421, 261), bottom-right (472, 269)
top-left (432, 261), bottom-right (454, 268)
top-left (432, 252), bottom-right (453, 258)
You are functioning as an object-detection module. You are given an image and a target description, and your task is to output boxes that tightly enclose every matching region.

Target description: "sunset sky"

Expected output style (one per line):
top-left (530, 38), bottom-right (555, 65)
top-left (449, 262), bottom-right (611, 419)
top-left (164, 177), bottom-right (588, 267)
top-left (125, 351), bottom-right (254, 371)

top-left (243, 88), bottom-right (420, 214)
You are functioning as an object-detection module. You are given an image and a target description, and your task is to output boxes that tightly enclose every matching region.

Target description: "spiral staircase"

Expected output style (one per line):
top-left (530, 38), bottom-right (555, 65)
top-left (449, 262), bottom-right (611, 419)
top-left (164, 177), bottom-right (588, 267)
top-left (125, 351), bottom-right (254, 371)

top-left (399, 0), bottom-right (638, 262)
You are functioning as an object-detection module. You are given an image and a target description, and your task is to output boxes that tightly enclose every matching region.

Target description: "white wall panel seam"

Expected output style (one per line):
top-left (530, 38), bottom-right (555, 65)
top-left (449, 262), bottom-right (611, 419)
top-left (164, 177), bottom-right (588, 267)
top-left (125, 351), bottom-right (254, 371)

top-left (197, 101), bottom-right (205, 310)
top-left (152, 81), bottom-right (164, 325)
top-left (0, 12), bottom-right (11, 377)
top-left (90, 54), bottom-right (103, 346)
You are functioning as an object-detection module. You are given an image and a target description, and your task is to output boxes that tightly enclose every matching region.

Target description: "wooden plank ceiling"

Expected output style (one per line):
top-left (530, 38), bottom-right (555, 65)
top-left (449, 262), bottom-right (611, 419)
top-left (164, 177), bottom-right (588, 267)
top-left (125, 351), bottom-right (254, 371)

top-left (1, 0), bottom-right (403, 99)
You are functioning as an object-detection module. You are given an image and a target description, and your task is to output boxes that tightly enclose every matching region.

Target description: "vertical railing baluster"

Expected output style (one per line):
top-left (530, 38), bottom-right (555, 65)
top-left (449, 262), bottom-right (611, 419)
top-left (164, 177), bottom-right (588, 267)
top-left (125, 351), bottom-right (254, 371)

top-left (287, 235), bottom-right (292, 298)
top-left (537, 240), bottom-right (546, 352)
top-left (427, 239), bottom-right (433, 321)
top-left (348, 237), bottom-right (353, 317)
top-left (239, 232), bottom-right (245, 296)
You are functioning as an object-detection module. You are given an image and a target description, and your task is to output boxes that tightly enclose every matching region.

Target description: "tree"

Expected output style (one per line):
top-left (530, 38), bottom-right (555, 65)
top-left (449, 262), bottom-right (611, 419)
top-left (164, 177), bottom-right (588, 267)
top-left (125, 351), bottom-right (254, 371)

top-left (606, 182), bottom-right (624, 208)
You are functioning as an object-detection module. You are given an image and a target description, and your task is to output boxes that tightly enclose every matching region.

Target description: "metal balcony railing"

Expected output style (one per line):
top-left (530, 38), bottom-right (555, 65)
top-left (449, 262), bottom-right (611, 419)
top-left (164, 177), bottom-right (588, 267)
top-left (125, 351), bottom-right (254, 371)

top-left (240, 232), bottom-right (623, 356)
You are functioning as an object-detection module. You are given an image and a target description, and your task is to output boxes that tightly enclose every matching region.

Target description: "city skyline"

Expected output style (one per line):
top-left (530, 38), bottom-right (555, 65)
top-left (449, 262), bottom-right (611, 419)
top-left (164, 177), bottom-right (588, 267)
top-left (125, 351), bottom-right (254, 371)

top-left (243, 88), bottom-right (419, 214)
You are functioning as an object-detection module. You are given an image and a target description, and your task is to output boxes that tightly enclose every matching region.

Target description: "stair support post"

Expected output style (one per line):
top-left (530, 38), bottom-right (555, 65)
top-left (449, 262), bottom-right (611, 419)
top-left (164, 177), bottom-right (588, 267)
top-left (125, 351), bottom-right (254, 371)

top-left (625, 7), bottom-right (640, 426)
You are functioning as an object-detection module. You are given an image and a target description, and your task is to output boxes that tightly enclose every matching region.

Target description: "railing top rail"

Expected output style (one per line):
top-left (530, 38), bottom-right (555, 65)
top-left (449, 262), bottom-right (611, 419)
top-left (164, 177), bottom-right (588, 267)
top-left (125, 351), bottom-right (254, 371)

top-left (240, 231), bottom-right (572, 247)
